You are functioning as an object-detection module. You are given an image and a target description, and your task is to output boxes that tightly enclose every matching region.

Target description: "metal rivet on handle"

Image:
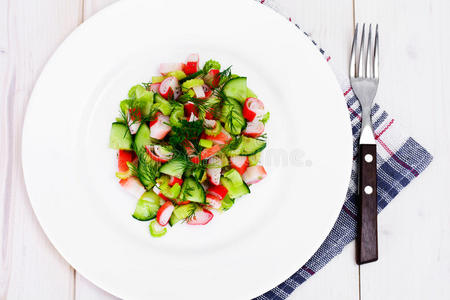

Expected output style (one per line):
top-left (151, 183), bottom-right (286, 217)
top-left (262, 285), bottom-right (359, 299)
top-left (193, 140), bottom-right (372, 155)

top-left (364, 186), bottom-right (373, 195)
top-left (364, 154), bottom-right (373, 163)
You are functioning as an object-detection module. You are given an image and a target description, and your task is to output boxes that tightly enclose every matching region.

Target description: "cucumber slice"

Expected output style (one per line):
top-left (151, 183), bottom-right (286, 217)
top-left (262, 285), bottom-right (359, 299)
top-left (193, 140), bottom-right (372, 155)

top-left (160, 183), bottom-right (181, 199)
top-left (134, 123), bottom-right (151, 152)
top-left (220, 98), bottom-right (246, 135)
top-left (109, 122), bottom-right (133, 150)
top-left (132, 191), bottom-right (161, 221)
top-left (180, 177), bottom-right (206, 204)
top-left (223, 77), bottom-right (247, 103)
top-left (159, 157), bottom-right (187, 178)
top-left (248, 152), bottom-right (262, 166)
top-left (224, 136), bottom-right (266, 157)
top-left (221, 169), bottom-right (250, 199)
top-left (220, 177), bottom-right (250, 199)
top-left (220, 194), bottom-right (235, 211)
top-left (199, 139), bottom-right (213, 148)
top-left (149, 220), bottom-right (167, 237)
top-left (154, 93), bottom-right (173, 115)
top-left (169, 203), bottom-right (197, 226)
top-left (169, 103), bottom-right (184, 127)
top-left (240, 136), bottom-right (266, 156)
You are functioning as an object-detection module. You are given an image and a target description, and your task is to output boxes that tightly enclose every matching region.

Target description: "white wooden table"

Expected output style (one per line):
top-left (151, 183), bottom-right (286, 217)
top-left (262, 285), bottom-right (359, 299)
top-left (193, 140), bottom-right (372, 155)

top-left (1, 0), bottom-right (449, 299)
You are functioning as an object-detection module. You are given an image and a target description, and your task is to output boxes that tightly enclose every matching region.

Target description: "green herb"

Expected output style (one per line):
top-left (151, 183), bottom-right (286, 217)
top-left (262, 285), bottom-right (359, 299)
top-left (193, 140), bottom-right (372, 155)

top-left (218, 66), bottom-right (232, 85)
top-left (203, 59), bottom-right (221, 73)
top-left (184, 204), bottom-right (199, 223)
top-left (169, 120), bottom-right (204, 150)
top-left (133, 145), bottom-right (160, 190)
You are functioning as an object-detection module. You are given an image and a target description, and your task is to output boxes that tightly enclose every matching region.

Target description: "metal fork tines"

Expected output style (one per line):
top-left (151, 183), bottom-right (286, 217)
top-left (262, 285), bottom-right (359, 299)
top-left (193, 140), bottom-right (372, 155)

top-left (350, 23), bottom-right (379, 143)
top-left (350, 23), bottom-right (380, 265)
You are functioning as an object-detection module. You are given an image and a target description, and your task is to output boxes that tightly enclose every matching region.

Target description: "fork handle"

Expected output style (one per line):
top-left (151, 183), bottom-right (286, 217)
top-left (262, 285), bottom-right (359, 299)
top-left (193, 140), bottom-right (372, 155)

top-left (357, 144), bottom-right (378, 265)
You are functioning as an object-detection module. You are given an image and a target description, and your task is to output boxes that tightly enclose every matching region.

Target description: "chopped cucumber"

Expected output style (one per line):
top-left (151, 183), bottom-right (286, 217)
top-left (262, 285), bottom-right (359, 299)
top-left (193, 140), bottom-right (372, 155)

top-left (220, 194), bottom-right (234, 211)
top-left (221, 177), bottom-right (250, 199)
top-left (154, 93), bottom-right (173, 115)
top-left (169, 103), bottom-right (184, 127)
top-left (167, 70), bottom-right (186, 80)
top-left (221, 169), bottom-right (250, 199)
top-left (217, 152), bottom-right (229, 167)
top-left (179, 70), bottom-right (204, 84)
top-left (199, 139), bottom-right (213, 148)
top-left (149, 220), bottom-right (167, 237)
top-left (180, 177), bottom-right (206, 204)
top-left (221, 98), bottom-right (246, 135)
top-left (109, 122), bottom-right (133, 150)
top-left (223, 77), bottom-right (247, 103)
top-left (182, 78), bottom-right (204, 90)
top-left (204, 120), bottom-right (222, 136)
top-left (160, 183), bottom-right (181, 199)
top-left (132, 191), bottom-right (161, 221)
top-left (169, 203), bottom-right (197, 226)
top-left (134, 123), bottom-right (151, 152)
top-left (240, 136), bottom-right (266, 156)
top-left (248, 152), bottom-right (262, 166)
top-left (159, 158), bottom-right (187, 178)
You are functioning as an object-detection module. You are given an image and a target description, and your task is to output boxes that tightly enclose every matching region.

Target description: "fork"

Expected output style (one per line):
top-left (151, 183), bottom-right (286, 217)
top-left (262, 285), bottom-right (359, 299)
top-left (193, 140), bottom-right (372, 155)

top-left (350, 23), bottom-right (379, 265)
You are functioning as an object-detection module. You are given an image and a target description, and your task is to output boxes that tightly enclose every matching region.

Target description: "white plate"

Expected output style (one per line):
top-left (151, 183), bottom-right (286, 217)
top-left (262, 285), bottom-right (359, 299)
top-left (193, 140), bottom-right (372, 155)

top-left (22, 0), bottom-right (352, 299)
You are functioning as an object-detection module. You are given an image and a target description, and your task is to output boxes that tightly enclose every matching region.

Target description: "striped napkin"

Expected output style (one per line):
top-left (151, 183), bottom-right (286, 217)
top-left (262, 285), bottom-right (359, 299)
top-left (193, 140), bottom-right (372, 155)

top-left (255, 1), bottom-right (434, 299)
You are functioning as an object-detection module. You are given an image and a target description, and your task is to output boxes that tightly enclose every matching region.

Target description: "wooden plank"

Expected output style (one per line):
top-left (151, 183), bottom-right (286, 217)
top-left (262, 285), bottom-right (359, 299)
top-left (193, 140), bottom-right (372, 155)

top-left (83, 0), bottom-right (118, 19)
top-left (272, 0), bottom-right (359, 298)
top-left (355, 0), bottom-right (450, 299)
top-left (0, 0), bottom-right (82, 299)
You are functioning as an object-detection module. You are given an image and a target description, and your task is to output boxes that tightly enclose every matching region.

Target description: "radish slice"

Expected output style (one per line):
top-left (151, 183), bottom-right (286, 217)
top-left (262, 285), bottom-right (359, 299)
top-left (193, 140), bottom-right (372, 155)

top-left (203, 128), bottom-right (232, 145)
top-left (243, 97), bottom-right (265, 122)
top-left (128, 120), bottom-right (140, 135)
top-left (206, 193), bottom-right (221, 209)
top-left (187, 208), bottom-right (213, 225)
top-left (183, 53), bottom-right (199, 75)
top-left (169, 176), bottom-right (183, 186)
top-left (208, 185), bottom-right (228, 200)
top-left (119, 177), bottom-right (145, 198)
top-left (156, 202), bottom-right (174, 226)
top-left (202, 84), bottom-right (212, 99)
top-left (150, 114), bottom-right (171, 139)
top-left (193, 85), bottom-right (205, 98)
top-left (159, 63), bottom-right (184, 75)
top-left (230, 156), bottom-right (249, 175)
top-left (207, 156), bottom-right (222, 186)
top-left (243, 120), bottom-right (265, 138)
top-left (159, 76), bottom-right (180, 99)
top-left (242, 165), bottom-right (267, 185)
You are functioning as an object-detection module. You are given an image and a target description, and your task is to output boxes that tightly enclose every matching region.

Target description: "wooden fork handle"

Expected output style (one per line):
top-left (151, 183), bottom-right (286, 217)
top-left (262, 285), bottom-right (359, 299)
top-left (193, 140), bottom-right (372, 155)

top-left (357, 144), bottom-right (378, 265)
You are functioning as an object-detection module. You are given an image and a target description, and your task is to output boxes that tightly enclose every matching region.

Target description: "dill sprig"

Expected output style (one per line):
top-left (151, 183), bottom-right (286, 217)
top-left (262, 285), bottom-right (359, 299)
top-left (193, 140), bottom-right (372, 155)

top-left (142, 82), bottom-right (152, 90)
top-left (183, 204), bottom-right (199, 223)
top-left (169, 120), bottom-right (204, 151)
top-left (133, 144), bottom-right (160, 190)
top-left (218, 66), bottom-right (232, 86)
